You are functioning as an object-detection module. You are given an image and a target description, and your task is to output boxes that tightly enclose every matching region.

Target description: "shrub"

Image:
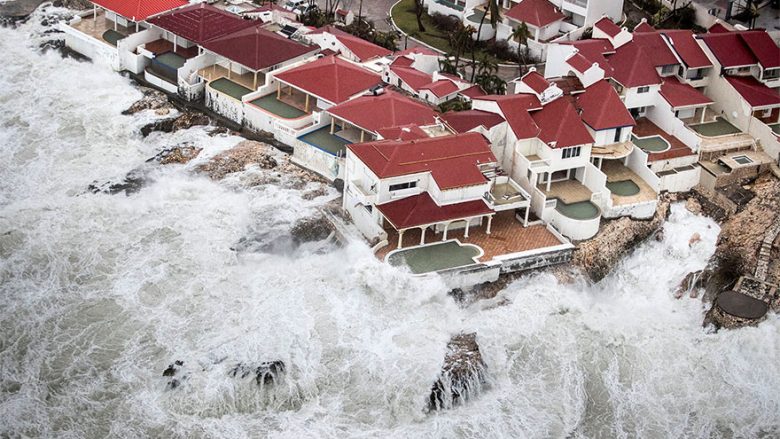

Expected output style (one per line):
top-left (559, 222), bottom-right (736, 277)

top-left (430, 12), bottom-right (461, 33)
top-left (483, 39), bottom-right (518, 63)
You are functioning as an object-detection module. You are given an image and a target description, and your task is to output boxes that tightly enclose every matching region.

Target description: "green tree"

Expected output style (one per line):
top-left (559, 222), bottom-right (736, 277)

top-left (413, 0), bottom-right (426, 32)
top-left (511, 23), bottom-right (530, 76)
top-left (470, 0), bottom-right (501, 81)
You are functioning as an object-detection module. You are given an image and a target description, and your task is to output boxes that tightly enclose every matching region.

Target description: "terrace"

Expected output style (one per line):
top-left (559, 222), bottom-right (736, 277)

top-left (376, 211), bottom-right (565, 263)
top-left (591, 141), bottom-right (633, 160)
top-left (199, 64), bottom-right (259, 91)
top-left (537, 179), bottom-right (592, 204)
top-left (248, 93), bottom-right (309, 119)
top-left (633, 118), bottom-right (696, 161)
top-left (70, 10), bottom-right (137, 46)
top-left (601, 160), bottom-right (658, 206)
top-left (142, 39), bottom-right (198, 58)
top-left (298, 127), bottom-right (351, 156)
top-left (209, 77), bottom-right (253, 100)
top-left (689, 117), bottom-right (742, 137)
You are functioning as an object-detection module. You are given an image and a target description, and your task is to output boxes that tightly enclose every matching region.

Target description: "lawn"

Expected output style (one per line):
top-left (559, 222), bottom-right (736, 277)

top-left (391, 0), bottom-right (513, 64)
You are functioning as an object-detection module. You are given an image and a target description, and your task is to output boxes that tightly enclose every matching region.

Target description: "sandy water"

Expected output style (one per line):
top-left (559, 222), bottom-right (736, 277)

top-left (1, 7), bottom-right (779, 438)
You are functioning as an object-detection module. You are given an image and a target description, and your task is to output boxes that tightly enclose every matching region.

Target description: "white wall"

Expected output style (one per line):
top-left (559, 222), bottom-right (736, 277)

top-left (205, 86), bottom-right (244, 124)
top-left (626, 148), bottom-right (661, 192)
top-left (748, 116), bottom-right (780, 162)
top-left (118, 28), bottom-right (161, 74)
top-left (61, 19), bottom-right (120, 70)
top-left (645, 98), bottom-right (702, 151)
top-left (623, 84), bottom-right (661, 109)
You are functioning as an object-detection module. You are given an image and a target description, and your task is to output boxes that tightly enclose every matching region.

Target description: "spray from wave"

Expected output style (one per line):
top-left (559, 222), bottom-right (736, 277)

top-left (1, 6), bottom-right (779, 438)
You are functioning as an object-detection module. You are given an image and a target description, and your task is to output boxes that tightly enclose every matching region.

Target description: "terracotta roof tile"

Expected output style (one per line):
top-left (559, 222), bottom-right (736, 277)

top-left (148, 3), bottom-right (256, 45)
top-left (377, 193), bottom-right (493, 229)
top-left (327, 90), bottom-right (437, 133)
top-left (595, 17), bottom-right (622, 38)
top-left (726, 76), bottom-right (780, 108)
top-left (201, 26), bottom-right (317, 71)
top-left (505, 0), bottom-right (565, 28)
top-left (659, 77), bottom-right (714, 108)
top-left (440, 110), bottom-right (505, 133)
top-left (575, 80), bottom-right (635, 129)
top-left (275, 55), bottom-right (381, 104)
top-left (93, 0), bottom-right (187, 21)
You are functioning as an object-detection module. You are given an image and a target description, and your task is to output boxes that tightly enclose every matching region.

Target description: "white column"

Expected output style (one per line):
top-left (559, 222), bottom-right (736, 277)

top-left (93, 5), bottom-right (96, 23)
top-left (420, 227), bottom-right (426, 245)
top-left (442, 222), bottom-right (450, 241)
top-left (135, 22), bottom-right (139, 33)
top-left (397, 230), bottom-right (405, 249)
top-left (173, 35), bottom-right (177, 53)
top-left (486, 216), bottom-right (493, 235)
top-left (546, 174), bottom-right (551, 192)
top-left (700, 107), bottom-right (706, 124)
top-left (464, 220), bottom-right (470, 239)
top-left (330, 119), bottom-right (336, 134)
top-left (524, 207), bottom-right (530, 227)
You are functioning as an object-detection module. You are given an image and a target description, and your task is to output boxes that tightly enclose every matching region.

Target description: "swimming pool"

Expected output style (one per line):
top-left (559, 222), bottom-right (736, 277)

top-left (554, 199), bottom-right (600, 220)
top-left (689, 117), bottom-right (741, 137)
top-left (386, 241), bottom-right (482, 274)
top-left (607, 180), bottom-right (641, 196)
top-left (631, 134), bottom-right (670, 153)
top-left (209, 78), bottom-right (252, 100)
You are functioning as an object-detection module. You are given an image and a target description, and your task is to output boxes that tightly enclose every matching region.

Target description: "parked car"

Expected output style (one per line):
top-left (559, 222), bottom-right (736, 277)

top-left (283, 0), bottom-right (307, 11)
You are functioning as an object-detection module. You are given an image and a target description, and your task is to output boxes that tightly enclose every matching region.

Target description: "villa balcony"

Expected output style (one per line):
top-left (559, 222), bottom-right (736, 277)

top-left (526, 154), bottom-right (552, 170)
top-left (484, 176), bottom-right (530, 211)
top-left (537, 180), bottom-right (601, 241)
top-left (591, 141), bottom-right (634, 160)
top-left (349, 181), bottom-right (377, 205)
top-left (599, 160), bottom-right (658, 207)
top-left (199, 65), bottom-right (261, 92)
top-left (68, 10), bottom-right (136, 47)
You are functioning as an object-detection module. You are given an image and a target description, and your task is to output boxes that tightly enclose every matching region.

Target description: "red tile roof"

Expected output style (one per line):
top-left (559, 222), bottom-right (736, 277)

top-left (327, 90), bottom-right (437, 133)
top-left (726, 76), bottom-right (780, 108)
top-left (632, 32), bottom-right (679, 66)
top-left (659, 77), bottom-right (714, 108)
top-left (707, 22), bottom-right (731, 33)
top-left (565, 39), bottom-right (615, 76)
top-left (575, 80), bottom-right (635, 130)
top-left (376, 124), bottom-right (430, 141)
top-left (698, 32), bottom-right (757, 68)
top-left (390, 63), bottom-right (433, 90)
top-left (661, 30), bottom-right (712, 69)
top-left (377, 192), bottom-right (493, 230)
top-left (531, 97), bottom-right (594, 147)
top-left (567, 52), bottom-right (595, 73)
top-left (201, 26), bottom-right (317, 71)
top-left (609, 42), bottom-right (663, 87)
top-left (440, 110), bottom-right (505, 133)
top-left (310, 25), bottom-right (392, 62)
top-left (595, 17), bottom-right (622, 38)
top-left (92, 0), bottom-right (187, 21)
top-left (459, 84), bottom-right (488, 99)
top-left (275, 55), bottom-right (381, 104)
top-left (505, 0), bottom-right (565, 28)
top-left (479, 94), bottom-right (542, 139)
top-left (521, 70), bottom-right (550, 94)
top-left (634, 21), bottom-right (655, 33)
top-left (420, 79), bottom-right (460, 98)
top-left (348, 132), bottom-right (495, 189)
top-left (739, 31), bottom-right (780, 69)
top-left (148, 3), bottom-right (256, 45)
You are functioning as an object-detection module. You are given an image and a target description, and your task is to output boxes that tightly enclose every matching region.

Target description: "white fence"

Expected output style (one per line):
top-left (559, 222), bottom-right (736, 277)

top-left (749, 117), bottom-right (780, 162)
top-left (61, 20), bottom-right (119, 70)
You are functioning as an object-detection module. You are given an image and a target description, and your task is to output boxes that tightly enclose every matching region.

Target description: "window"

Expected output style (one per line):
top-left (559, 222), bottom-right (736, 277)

top-left (637, 86), bottom-right (650, 94)
top-left (661, 65), bottom-right (676, 75)
top-left (389, 181), bottom-right (417, 191)
top-left (562, 146), bottom-right (581, 159)
top-left (613, 127), bottom-right (622, 143)
top-left (764, 68), bottom-right (780, 80)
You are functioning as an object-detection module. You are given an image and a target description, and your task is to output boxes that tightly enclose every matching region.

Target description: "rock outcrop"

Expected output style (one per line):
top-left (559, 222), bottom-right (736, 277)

top-left (229, 360), bottom-right (285, 386)
top-left (122, 88), bottom-right (174, 115)
top-left (289, 215), bottom-right (334, 244)
top-left (140, 111), bottom-right (211, 137)
top-left (88, 167), bottom-right (148, 195)
top-left (149, 145), bottom-right (202, 165)
top-left (52, 0), bottom-right (91, 9)
top-left (573, 199), bottom-right (670, 282)
top-left (428, 333), bottom-right (488, 411)
top-left (197, 140), bottom-right (278, 180)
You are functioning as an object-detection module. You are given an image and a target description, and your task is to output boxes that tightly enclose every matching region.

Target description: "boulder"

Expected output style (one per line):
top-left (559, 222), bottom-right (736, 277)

top-left (289, 215), bottom-right (334, 244)
top-left (229, 360), bottom-right (285, 386)
top-left (150, 145), bottom-right (202, 165)
top-left (139, 111), bottom-right (211, 137)
top-left (88, 168), bottom-right (147, 195)
top-left (197, 140), bottom-right (278, 180)
top-left (428, 333), bottom-right (488, 411)
top-left (122, 88), bottom-right (173, 115)
top-left (52, 0), bottom-right (92, 9)
top-left (685, 197), bottom-right (702, 215)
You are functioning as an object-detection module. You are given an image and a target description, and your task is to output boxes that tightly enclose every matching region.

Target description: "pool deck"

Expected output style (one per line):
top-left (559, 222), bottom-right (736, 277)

top-left (600, 160), bottom-right (658, 205)
top-left (209, 78), bottom-right (253, 100)
top-left (634, 118), bottom-right (697, 161)
top-left (70, 11), bottom-right (135, 44)
top-left (199, 65), bottom-right (259, 91)
top-left (376, 211), bottom-right (564, 262)
top-left (537, 180), bottom-right (592, 204)
top-left (298, 127), bottom-right (351, 156)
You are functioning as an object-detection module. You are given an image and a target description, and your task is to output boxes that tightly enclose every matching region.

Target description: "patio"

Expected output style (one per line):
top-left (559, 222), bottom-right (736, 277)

top-left (634, 118), bottom-right (696, 161)
top-left (71, 10), bottom-right (136, 45)
top-left (199, 64), bottom-right (259, 90)
top-left (376, 211), bottom-right (565, 262)
top-left (591, 141), bottom-right (634, 159)
top-left (143, 39), bottom-right (198, 58)
top-left (689, 117), bottom-right (742, 137)
top-left (537, 179), bottom-right (593, 204)
top-left (249, 94), bottom-right (307, 119)
top-left (600, 160), bottom-right (658, 205)
top-left (298, 127), bottom-right (351, 156)
top-left (209, 78), bottom-right (252, 100)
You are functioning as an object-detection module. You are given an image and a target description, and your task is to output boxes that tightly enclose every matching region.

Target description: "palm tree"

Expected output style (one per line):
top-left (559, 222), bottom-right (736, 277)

top-left (450, 24), bottom-right (475, 75)
top-left (470, 0), bottom-right (501, 82)
top-left (413, 0), bottom-right (426, 32)
top-left (511, 22), bottom-right (530, 76)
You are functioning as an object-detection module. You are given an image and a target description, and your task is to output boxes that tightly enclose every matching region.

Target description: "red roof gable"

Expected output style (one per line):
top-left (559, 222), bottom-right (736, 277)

top-left (92, 0), bottom-right (187, 21)
top-left (441, 110), bottom-right (505, 133)
top-left (659, 77), bottom-right (714, 108)
top-left (609, 42), bottom-right (663, 87)
top-left (661, 30), bottom-right (712, 69)
top-left (521, 70), bottom-right (550, 94)
top-left (595, 17), bottom-right (622, 38)
top-left (532, 97), bottom-right (594, 147)
top-left (148, 3), bottom-right (256, 45)
top-left (634, 21), bottom-right (655, 33)
top-left (201, 26), bottom-right (317, 71)
top-left (275, 55), bottom-right (381, 104)
top-left (311, 25), bottom-right (392, 62)
top-left (348, 132), bottom-right (496, 189)
top-left (459, 84), bottom-right (487, 99)
top-left (726, 76), bottom-right (780, 108)
top-left (376, 124), bottom-right (430, 141)
top-left (739, 31), bottom-right (780, 69)
top-left (420, 79), bottom-right (460, 97)
top-left (377, 193), bottom-right (493, 230)
top-left (632, 32), bottom-right (679, 66)
top-left (698, 32), bottom-right (757, 68)
top-left (390, 63), bottom-right (433, 91)
top-left (479, 94), bottom-right (542, 139)
top-left (575, 80), bottom-right (635, 130)
top-left (327, 90), bottom-right (437, 133)
top-left (708, 22), bottom-right (731, 33)
top-left (565, 39), bottom-right (615, 76)
top-left (567, 52), bottom-right (595, 73)
top-left (506, 0), bottom-right (565, 27)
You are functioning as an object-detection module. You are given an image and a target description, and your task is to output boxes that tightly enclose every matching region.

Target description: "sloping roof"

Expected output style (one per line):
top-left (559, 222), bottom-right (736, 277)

top-left (567, 52), bottom-right (595, 73)
top-left (595, 17), bottom-right (622, 38)
top-left (661, 30), bottom-right (712, 69)
top-left (632, 32), bottom-right (679, 66)
top-left (726, 76), bottom-right (780, 108)
top-left (147, 3), bottom-right (256, 45)
top-left (479, 94), bottom-right (542, 139)
top-left (420, 79), bottom-right (460, 97)
top-left (565, 39), bottom-right (615, 76)
top-left (698, 32), bottom-right (757, 68)
top-left (327, 90), bottom-right (437, 133)
top-left (531, 97), bottom-right (594, 147)
top-left (390, 63), bottom-right (433, 91)
top-left (505, 0), bottom-right (565, 27)
top-left (659, 77), bottom-right (713, 108)
top-left (375, 124), bottom-right (430, 141)
top-left (92, 0), bottom-right (187, 21)
top-left (708, 22), bottom-right (731, 33)
top-left (377, 193), bottom-right (493, 230)
top-left (575, 80), bottom-right (635, 130)
top-left (609, 42), bottom-right (663, 87)
top-left (310, 25), bottom-right (392, 61)
top-left (634, 21), bottom-right (655, 33)
top-left (440, 110), bottom-right (505, 133)
top-left (201, 26), bottom-right (317, 71)
top-left (347, 132), bottom-right (496, 189)
top-left (459, 84), bottom-right (488, 99)
top-left (739, 31), bottom-right (780, 69)
top-left (275, 55), bottom-right (381, 104)
top-left (521, 70), bottom-right (550, 94)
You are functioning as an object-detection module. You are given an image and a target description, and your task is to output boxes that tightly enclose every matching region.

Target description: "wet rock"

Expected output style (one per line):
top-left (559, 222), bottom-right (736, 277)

top-left (149, 145), bottom-right (202, 165)
top-left (301, 187), bottom-right (328, 200)
top-left (429, 333), bottom-right (487, 411)
top-left (88, 168), bottom-right (148, 195)
top-left (573, 199), bottom-right (670, 283)
top-left (208, 126), bottom-right (231, 137)
top-left (654, 226), bottom-right (665, 242)
top-left (39, 38), bottom-right (88, 61)
top-left (333, 178), bottom-right (345, 193)
top-left (139, 111), bottom-right (210, 137)
top-left (685, 197), bottom-right (702, 215)
top-left (232, 233), bottom-right (296, 254)
top-left (197, 140), bottom-right (278, 180)
top-left (123, 88), bottom-right (173, 115)
top-left (155, 108), bottom-right (170, 116)
top-left (289, 215), bottom-right (334, 244)
top-left (52, 0), bottom-right (92, 9)
top-left (162, 365), bottom-right (177, 377)
top-left (229, 361), bottom-right (285, 386)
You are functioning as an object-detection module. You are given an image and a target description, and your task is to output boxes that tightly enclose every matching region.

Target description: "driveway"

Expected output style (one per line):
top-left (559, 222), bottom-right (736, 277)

top-left (312, 0), bottom-right (398, 32)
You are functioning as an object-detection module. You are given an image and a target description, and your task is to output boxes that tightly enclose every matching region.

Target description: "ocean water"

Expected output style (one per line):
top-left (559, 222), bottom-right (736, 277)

top-left (1, 7), bottom-right (779, 438)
